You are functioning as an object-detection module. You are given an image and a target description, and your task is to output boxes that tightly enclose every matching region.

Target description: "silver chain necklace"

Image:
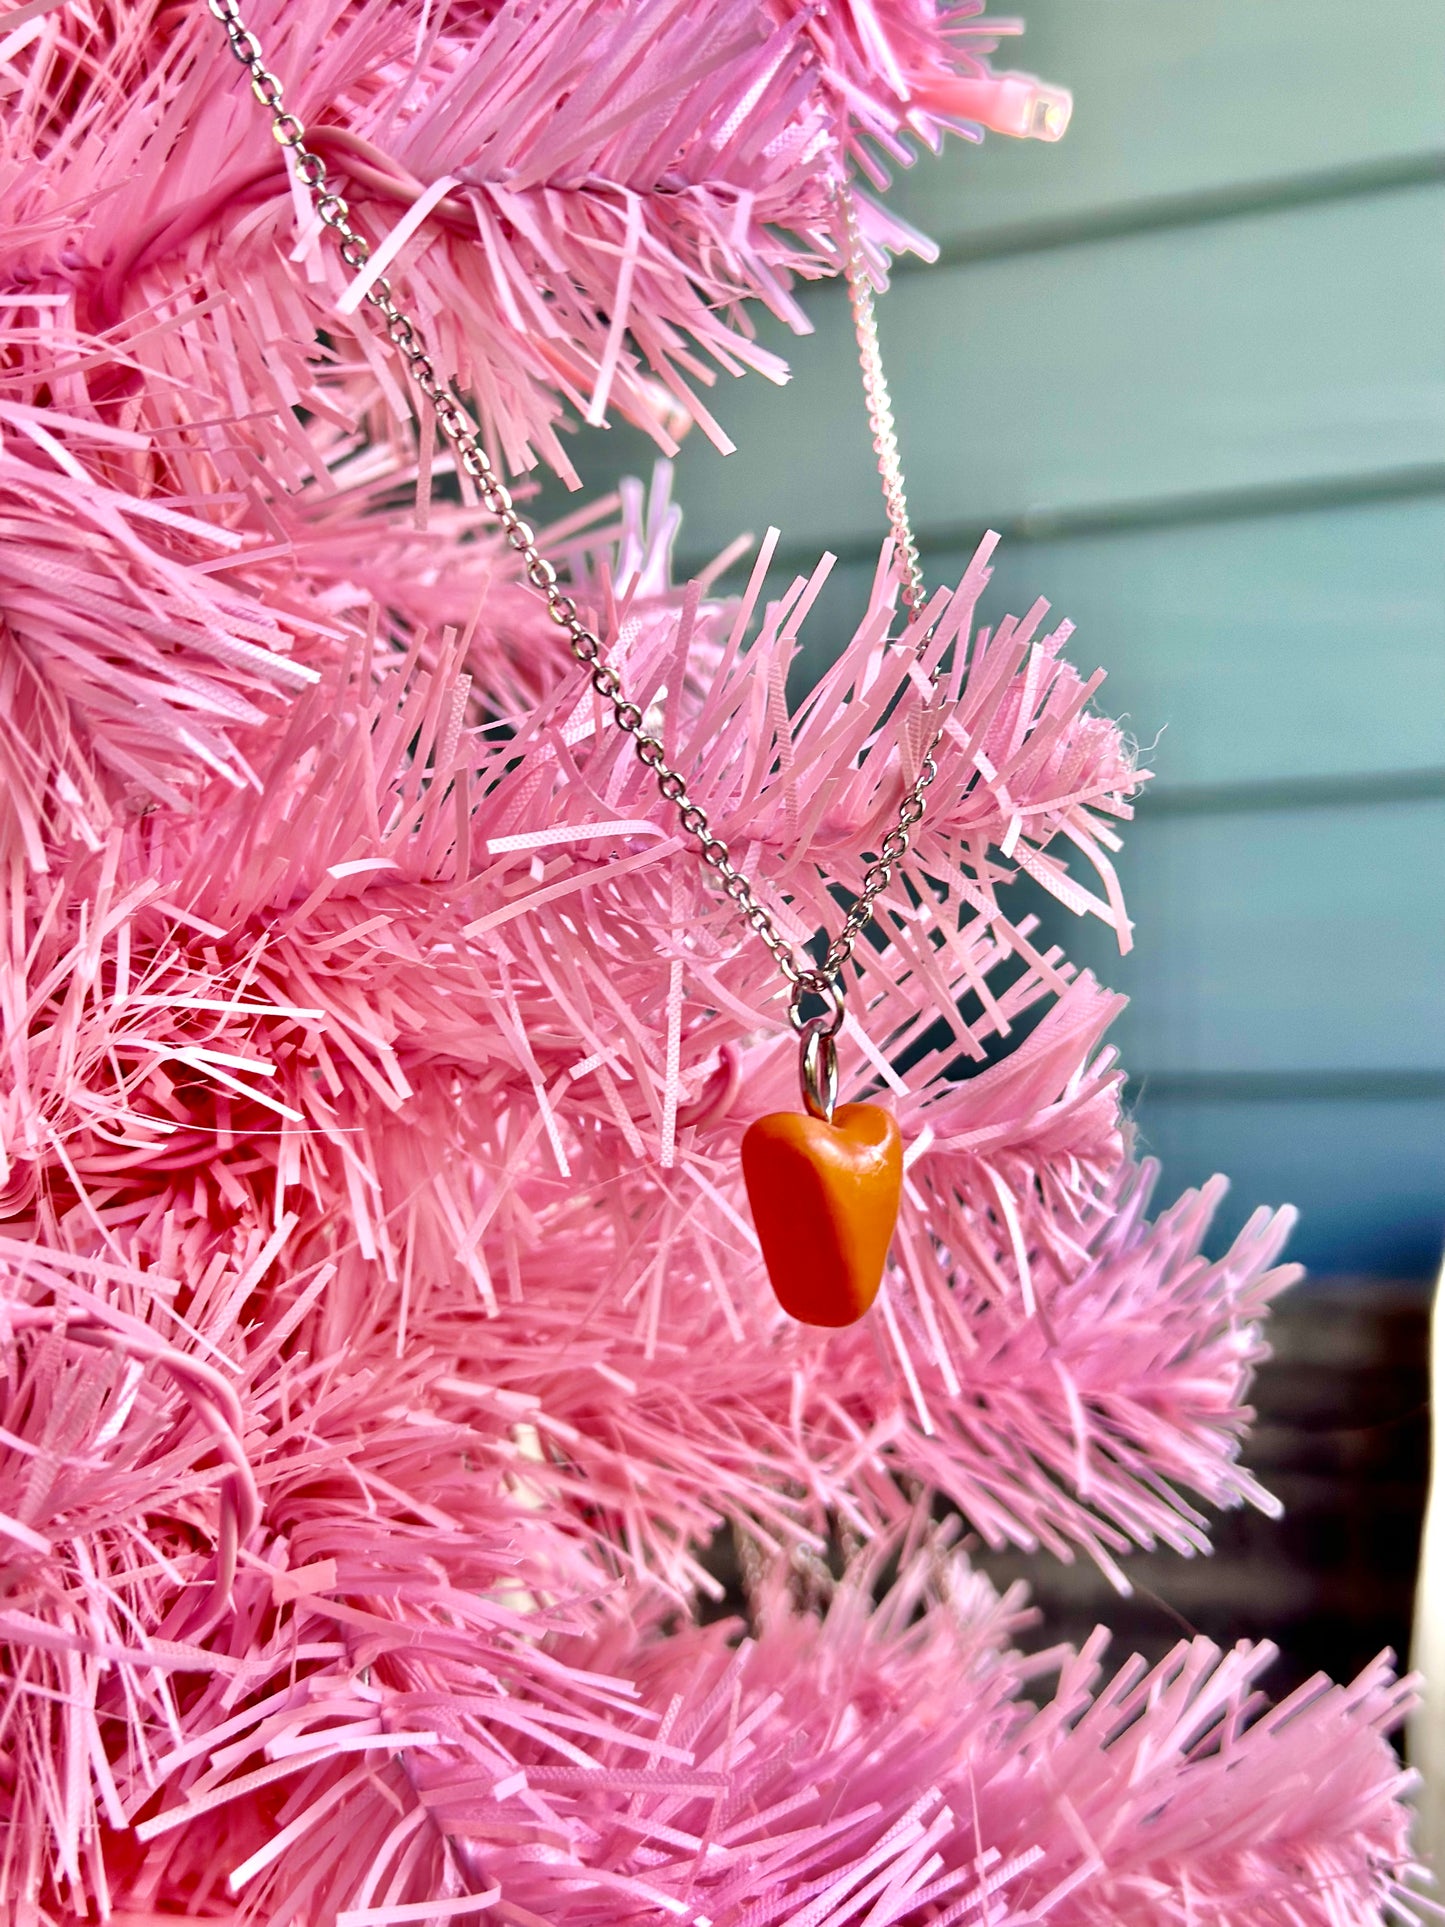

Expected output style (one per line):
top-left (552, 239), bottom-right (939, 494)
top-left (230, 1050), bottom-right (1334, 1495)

top-left (205, 0), bottom-right (946, 1323)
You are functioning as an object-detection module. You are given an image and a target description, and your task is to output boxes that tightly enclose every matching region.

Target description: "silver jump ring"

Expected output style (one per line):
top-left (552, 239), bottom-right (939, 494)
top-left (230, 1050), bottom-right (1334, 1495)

top-left (798, 1019), bottom-right (840, 1124)
top-left (787, 973), bottom-right (845, 1039)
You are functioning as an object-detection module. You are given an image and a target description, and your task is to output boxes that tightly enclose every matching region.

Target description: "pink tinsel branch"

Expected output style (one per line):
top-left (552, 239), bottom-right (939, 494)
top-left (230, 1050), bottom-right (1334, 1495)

top-left (0, 468), bottom-right (1285, 1600)
top-left (0, 6), bottom-right (1419, 1916)
top-left (5, 0), bottom-right (1044, 478)
top-left (0, 1420), bottom-right (1418, 1924)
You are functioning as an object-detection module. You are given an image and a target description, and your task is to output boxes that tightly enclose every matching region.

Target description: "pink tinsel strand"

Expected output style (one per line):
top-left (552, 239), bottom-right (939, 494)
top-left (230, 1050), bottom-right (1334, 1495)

top-left (0, 387), bottom-right (626, 871)
top-left (0, 403), bottom-right (321, 857)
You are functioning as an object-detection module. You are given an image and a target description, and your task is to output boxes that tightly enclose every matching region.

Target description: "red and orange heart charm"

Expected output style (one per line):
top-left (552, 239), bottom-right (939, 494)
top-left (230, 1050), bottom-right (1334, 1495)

top-left (742, 1103), bottom-right (903, 1327)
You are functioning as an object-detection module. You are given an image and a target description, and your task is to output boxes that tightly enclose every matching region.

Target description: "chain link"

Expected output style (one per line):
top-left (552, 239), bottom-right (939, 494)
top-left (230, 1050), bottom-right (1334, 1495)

top-left (838, 187), bottom-right (927, 624)
top-left (208, 0), bottom-right (941, 1013)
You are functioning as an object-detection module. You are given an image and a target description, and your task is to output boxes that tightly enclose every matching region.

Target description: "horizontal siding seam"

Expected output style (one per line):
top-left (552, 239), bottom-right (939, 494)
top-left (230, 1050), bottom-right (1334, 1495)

top-left (1127, 1071), bottom-right (1445, 1101)
top-left (875, 151), bottom-right (1445, 274)
top-left (1142, 770), bottom-right (1445, 816)
top-left (674, 465), bottom-right (1445, 579)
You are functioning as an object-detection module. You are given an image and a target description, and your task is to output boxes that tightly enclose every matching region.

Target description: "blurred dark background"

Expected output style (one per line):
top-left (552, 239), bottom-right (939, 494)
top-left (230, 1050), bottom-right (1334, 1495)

top-left (545, 3), bottom-right (1445, 1691)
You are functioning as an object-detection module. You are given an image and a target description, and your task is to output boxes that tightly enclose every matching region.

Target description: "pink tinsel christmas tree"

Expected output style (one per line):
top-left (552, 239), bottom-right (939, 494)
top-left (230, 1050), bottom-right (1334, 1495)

top-left (0, 2), bottom-right (1423, 1921)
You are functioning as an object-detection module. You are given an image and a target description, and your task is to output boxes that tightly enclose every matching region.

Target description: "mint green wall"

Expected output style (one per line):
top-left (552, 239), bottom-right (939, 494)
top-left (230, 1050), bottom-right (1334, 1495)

top-left (548, 1), bottom-right (1445, 1273)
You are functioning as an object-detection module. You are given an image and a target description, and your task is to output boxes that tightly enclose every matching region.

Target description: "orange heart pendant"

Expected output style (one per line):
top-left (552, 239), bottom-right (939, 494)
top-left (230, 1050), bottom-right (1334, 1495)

top-left (742, 1103), bottom-right (903, 1326)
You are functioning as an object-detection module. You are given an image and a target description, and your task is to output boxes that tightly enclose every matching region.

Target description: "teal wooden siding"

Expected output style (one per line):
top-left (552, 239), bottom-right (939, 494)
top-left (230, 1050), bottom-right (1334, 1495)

top-left (623, 184), bottom-right (1445, 555)
top-left (884, 0), bottom-right (1445, 243)
top-left (543, 1), bottom-right (1445, 1275)
top-left (803, 497), bottom-right (1445, 786)
top-left (1083, 802), bottom-right (1445, 1073)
